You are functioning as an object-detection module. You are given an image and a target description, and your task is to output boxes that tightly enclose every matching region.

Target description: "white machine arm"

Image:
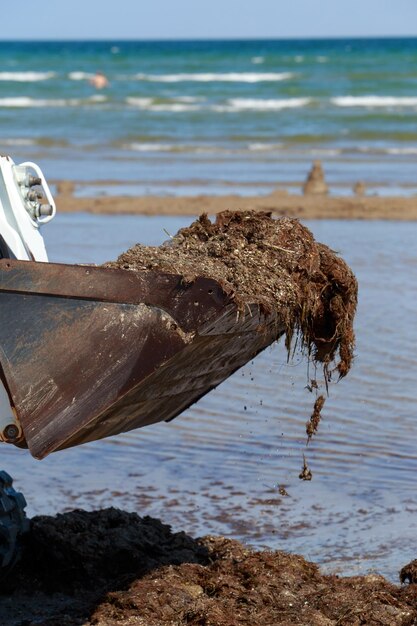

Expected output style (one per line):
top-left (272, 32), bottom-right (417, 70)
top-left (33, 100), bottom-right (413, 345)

top-left (0, 155), bottom-right (56, 442)
top-left (0, 155), bottom-right (55, 262)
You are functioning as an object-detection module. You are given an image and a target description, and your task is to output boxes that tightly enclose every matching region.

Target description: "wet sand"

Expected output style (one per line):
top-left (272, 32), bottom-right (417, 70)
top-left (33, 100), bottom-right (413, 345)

top-left (55, 184), bottom-right (417, 220)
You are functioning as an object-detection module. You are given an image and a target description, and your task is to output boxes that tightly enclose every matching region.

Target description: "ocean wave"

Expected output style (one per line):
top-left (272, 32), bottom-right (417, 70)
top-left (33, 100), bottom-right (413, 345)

top-left (0, 71), bottom-right (55, 82)
top-left (251, 57), bottom-right (265, 64)
top-left (126, 96), bottom-right (311, 113)
top-left (68, 71), bottom-right (95, 80)
top-left (120, 142), bottom-right (233, 153)
top-left (133, 71), bottom-right (294, 83)
top-left (125, 97), bottom-right (154, 107)
top-left (176, 96), bottom-right (205, 103)
top-left (0, 96), bottom-right (107, 108)
top-left (89, 94), bottom-right (107, 102)
top-left (386, 147), bottom-right (417, 155)
top-left (125, 96), bottom-right (311, 113)
top-left (149, 104), bottom-right (199, 112)
top-left (123, 143), bottom-right (177, 152)
top-left (220, 97), bottom-right (311, 111)
top-left (126, 97), bottom-right (199, 112)
top-left (0, 137), bottom-right (36, 146)
top-left (332, 96), bottom-right (417, 107)
top-left (357, 146), bottom-right (417, 156)
top-left (248, 142), bottom-right (284, 151)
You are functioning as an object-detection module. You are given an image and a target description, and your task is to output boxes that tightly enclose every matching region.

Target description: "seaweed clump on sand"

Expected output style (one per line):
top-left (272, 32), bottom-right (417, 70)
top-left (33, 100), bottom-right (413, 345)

top-left (106, 210), bottom-right (357, 379)
top-left (4, 508), bottom-right (417, 625)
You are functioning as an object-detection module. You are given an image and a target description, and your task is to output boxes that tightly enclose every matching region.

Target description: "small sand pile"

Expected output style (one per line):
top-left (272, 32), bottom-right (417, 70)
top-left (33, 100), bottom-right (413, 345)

top-left (3, 508), bottom-right (417, 625)
top-left (106, 211), bottom-right (357, 379)
top-left (353, 181), bottom-right (366, 197)
top-left (303, 161), bottom-right (329, 196)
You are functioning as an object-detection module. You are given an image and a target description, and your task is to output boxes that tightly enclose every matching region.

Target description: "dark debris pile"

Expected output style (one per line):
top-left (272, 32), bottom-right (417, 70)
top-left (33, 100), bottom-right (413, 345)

top-left (3, 508), bottom-right (417, 626)
top-left (106, 210), bottom-right (358, 379)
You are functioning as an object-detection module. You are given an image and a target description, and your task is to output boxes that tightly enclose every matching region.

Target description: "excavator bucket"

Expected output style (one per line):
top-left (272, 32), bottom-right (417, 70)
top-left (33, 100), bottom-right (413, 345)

top-left (0, 258), bottom-right (285, 459)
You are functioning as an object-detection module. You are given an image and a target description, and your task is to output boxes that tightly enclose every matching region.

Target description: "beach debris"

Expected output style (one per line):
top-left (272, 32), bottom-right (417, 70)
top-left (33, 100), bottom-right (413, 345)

top-left (106, 210), bottom-right (357, 380)
top-left (305, 378), bottom-right (319, 393)
top-left (353, 181), bottom-right (366, 196)
top-left (306, 394), bottom-right (326, 442)
top-left (6, 507), bottom-right (417, 625)
top-left (299, 454), bottom-right (313, 481)
top-left (400, 559), bottom-right (417, 584)
top-left (303, 160), bottom-right (329, 195)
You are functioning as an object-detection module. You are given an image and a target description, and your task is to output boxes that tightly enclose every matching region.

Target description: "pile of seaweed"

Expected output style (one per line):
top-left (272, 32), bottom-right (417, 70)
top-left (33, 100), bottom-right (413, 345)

top-left (106, 211), bottom-right (357, 379)
top-left (3, 508), bottom-right (417, 626)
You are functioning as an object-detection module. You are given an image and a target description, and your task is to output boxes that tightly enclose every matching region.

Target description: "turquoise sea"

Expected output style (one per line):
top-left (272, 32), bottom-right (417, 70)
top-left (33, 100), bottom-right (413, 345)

top-left (1, 38), bottom-right (417, 196)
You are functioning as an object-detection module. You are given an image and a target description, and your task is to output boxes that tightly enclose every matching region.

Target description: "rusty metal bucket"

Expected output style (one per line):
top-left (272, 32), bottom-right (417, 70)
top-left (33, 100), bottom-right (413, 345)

top-left (0, 258), bottom-right (285, 459)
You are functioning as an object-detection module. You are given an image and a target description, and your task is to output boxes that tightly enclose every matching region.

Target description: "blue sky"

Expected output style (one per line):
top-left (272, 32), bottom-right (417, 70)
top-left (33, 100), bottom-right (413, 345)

top-left (3, 0), bottom-right (417, 39)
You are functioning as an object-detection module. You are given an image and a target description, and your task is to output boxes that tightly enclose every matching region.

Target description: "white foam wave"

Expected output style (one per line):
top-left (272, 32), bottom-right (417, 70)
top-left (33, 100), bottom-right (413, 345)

top-left (126, 97), bottom-right (199, 112)
top-left (0, 96), bottom-right (106, 108)
top-left (126, 96), bottom-right (310, 113)
top-left (122, 142), bottom-right (227, 153)
top-left (248, 142), bottom-right (283, 151)
top-left (332, 96), bottom-right (417, 108)
top-left (134, 71), bottom-right (294, 83)
top-left (176, 96), bottom-right (205, 103)
top-left (126, 97), bottom-right (154, 107)
top-left (0, 71), bottom-right (55, 82)
top-left (89, 94), bottom-right (107, 102)
top-left (150, 104), bottom-right (199, 112)
top-left (68, 71), bottom-right (95, 81)
top-left (347, 145), bottom-right (417, 156)
top-left (124, 143), bottom-right (175, 152)
top-left (0, 137), bottom-right (35, 146)
top-left (0, 97), bottom-right (66, 108)
top-left (221, 97), bottom-right (311, 111)
top-left (308, 148), bottom-right (342, 156)
top-left (385, 147), bottom-right (417, 155)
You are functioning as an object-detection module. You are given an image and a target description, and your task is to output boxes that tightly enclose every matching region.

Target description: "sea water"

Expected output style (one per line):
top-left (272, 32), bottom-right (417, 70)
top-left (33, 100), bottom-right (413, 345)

top-left (1, 213), bottom-right (416, 583)
top-left (0, 38), bottom-right (417, 195)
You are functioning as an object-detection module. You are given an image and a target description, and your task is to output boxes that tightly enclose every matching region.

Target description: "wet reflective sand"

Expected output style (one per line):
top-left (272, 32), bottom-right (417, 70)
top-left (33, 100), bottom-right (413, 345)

top-left (3, 214), bottom-right (417, 582)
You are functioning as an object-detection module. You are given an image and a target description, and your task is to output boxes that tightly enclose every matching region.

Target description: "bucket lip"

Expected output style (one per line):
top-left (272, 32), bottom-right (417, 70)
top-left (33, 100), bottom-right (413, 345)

top-left (0, 258), bottom-right (232, 332)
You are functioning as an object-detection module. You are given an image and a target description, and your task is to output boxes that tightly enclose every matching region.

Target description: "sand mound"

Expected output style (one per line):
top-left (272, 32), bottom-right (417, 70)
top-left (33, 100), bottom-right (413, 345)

top-left (303, 160), bottom-right (329, 196)
top-left (3, 508), bottom-right (417, 625)
top-left (106, 211), bottom-right (357, 379)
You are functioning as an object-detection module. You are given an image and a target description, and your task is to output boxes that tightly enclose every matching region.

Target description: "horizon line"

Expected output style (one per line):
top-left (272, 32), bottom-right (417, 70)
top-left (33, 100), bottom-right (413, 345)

top-left (1, 34), bottom-right (417, 43)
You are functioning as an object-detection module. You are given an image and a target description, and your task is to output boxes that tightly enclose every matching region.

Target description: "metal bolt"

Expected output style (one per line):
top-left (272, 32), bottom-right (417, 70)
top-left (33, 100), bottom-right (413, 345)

top-left (27, 190), bottom-right (42, 202)
top-left (38, 204), bottom-right (54, 217)
top-left (3, 424), bottom-right (19, 442)
top-left (28, 175), bottom-right (42, 187)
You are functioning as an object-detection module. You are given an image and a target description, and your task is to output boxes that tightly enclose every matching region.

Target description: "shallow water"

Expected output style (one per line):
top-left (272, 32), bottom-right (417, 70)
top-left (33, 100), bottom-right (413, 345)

top-left (3, 213), bottom-right (417, 582)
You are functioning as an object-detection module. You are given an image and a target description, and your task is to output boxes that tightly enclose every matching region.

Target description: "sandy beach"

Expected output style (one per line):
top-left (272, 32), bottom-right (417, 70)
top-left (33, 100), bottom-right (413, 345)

top-left (55, 184), bottom-right (417, 220)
